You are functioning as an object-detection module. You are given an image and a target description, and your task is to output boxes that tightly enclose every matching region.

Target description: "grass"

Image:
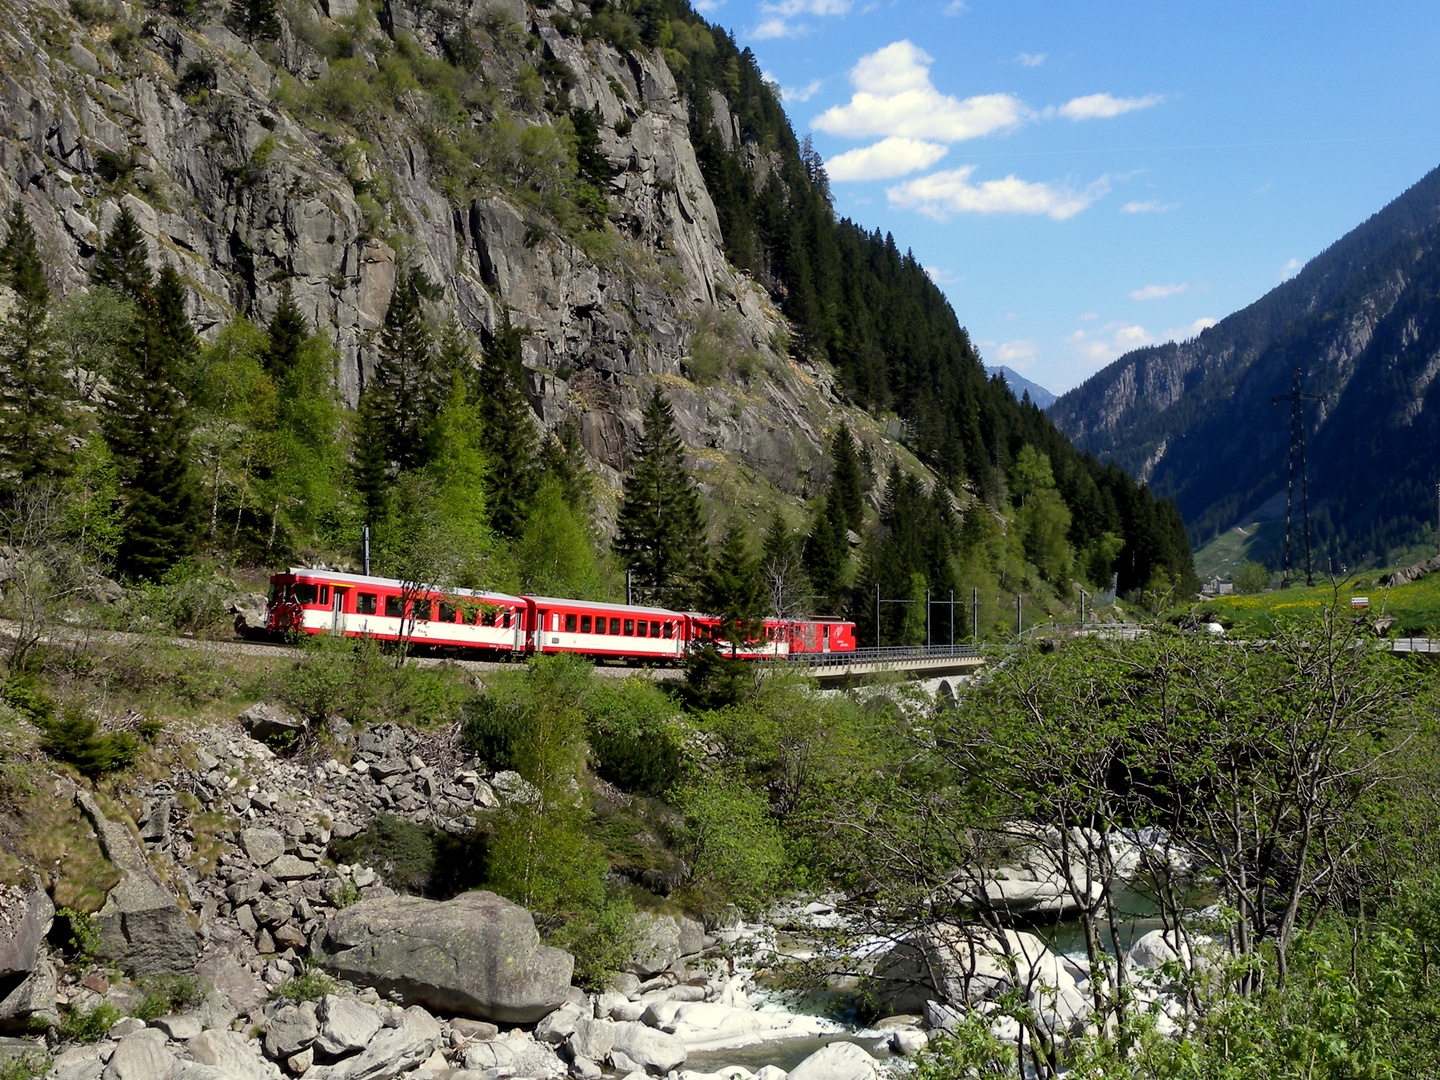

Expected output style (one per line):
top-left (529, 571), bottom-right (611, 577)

top-left (1195, 567), bottom-right (1440, 636)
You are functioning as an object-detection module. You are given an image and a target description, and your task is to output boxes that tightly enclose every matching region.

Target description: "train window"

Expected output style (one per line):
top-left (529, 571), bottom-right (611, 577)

top-left (580, 615), bottom-right (592, 633)
top-left (663, 622), bottom-right (673, 639)
top-left (267, 582), bottom-right (279, 603)
top-left (320, 585), bottom-right (330, 605)
top-left (439, 603), bottom-right (457, 623)
top-left (823, 624), bottom-right (830, 642)
top-left (623, 619), bottom-right (635, 636)
top-left (565, 613), bottom-right (577, 633)
top-left (385, 595), bottom-right (403, 619)
top-left (295, 583), bottom-right (317, 605)
top-left (357, 592), bottom-right (377, 615)
top-left (650, 621), bottom-right (660, 637)
top-left (610, 618), bottom-right (621, 634)
top-left (594, 616), bottom-right (606, 635)
top-left (504, 611), bottom-right (513, 628)
top-left (414, 601), bottom-right (432, 622)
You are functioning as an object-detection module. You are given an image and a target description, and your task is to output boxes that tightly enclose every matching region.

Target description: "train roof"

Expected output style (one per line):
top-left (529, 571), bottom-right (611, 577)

top-left (280, 568), bottom-right (524, 604)
top-left (524, 596), bottom-right (683, 619)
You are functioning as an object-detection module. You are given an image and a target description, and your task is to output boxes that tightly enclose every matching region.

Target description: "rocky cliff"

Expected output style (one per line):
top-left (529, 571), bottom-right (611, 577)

top-left (0, 0), bottom-right (849, 513)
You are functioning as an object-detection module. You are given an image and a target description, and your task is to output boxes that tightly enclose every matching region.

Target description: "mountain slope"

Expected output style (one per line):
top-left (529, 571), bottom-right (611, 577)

top-left (987, 366), bottom-right (1055, 410)
top-left (1051, 163), bottom-right (1440, 565)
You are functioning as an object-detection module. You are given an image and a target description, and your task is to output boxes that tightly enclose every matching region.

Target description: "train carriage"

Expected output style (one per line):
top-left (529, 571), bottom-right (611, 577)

top-left (528, 597), bottom-right (686, 661)
top-left (688, 615), bottom-right (857, 659)
top-left (267, 569), bottom-right (530, 654)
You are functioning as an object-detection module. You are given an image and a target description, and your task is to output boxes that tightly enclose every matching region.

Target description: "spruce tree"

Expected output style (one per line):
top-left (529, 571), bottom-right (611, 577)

top-left (705, 519), bottom-right (766, 652)
top-left (91, 207), bottom-right (152, 302)
top-left (230, 0), bottom-right (280, 42)
top-left (538, 418), bottom-right (593, 516)
top-left (102, 275), bottom-right (197, 580)
top-left (474, 316), bottom-right (539, 539)
top-left (614, 387), bottom-right (706, 604)
top-left (803, 492), bottom-right (848, 608)
top-left (352, 387), bottom-right (393, 524)
top-left (0, 205), bottom-right (69, 499)
top-left (830, 423), bottom-right (865, 531)
top-left (264, 284), bottom-right (308, 380)
top-left (760, 512), bottom-right (808, 618)
top-left (373, 269), bottom-right (443, 473)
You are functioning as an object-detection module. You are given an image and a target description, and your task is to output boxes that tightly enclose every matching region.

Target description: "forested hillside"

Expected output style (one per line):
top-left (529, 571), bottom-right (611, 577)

top-left (1051, 162), bottom-right (1440, 568)
top-left (0, 0), bottom-right (1193, 634)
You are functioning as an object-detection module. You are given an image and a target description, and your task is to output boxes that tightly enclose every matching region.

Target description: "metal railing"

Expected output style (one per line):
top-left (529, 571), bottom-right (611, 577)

top-left (781, 644), bottom-right (984, 668)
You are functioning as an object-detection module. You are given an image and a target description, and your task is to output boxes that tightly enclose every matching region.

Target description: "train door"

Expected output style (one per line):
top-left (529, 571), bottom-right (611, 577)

top-left (822, 623), bottom-right (831, 653)
top-left (331, 588), bottom-right (349, 634)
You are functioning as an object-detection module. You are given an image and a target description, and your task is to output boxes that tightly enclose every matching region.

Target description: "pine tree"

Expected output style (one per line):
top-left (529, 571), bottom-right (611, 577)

top-left (352, 387), bottom-right (393, 524)
top-left (474, 316), bottom-right (539, 539)
top-left (0, 205), bottom-right (69, 499)
top-left (373, 269), bottom-right (443, 474)
top-left (229, 0), bottom-right (280, 42)
top-left (760, 512), bottom-right (809, 618)
top-left (264, 284), bottom-right (308, 380)
top-left (803, 492), bottom-right (848, 608)
top-left (830, 423), bottom-right (865, 531)
top-left (91, 207), bottom-right (152, 302)
top-left (614, 387), bottom-right (706, 604)
top-left (538, 418), bottom-right (593, 516)
top-left (102, 279), bottom-right (197, 580)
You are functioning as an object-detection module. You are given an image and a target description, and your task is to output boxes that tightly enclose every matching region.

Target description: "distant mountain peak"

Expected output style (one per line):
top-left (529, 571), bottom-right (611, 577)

top-left (986, 366), bottom-right (1056, 410)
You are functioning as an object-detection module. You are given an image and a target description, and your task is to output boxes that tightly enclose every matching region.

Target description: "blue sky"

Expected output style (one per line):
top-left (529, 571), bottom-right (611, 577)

top-left (696, 0), bottom-right (1440, 394)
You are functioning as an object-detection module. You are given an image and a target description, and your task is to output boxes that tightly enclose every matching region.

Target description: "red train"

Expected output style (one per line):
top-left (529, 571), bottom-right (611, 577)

top-left (265, 569), bottom-right (856, 663)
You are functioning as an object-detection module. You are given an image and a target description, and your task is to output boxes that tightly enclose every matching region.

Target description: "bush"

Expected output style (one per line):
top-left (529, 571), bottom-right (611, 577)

top-left (0, 677), bottom-right (55, 724)
top-left (0, 1054), bottom-right (50, 1080)
top-left (674, 772), bottom-right (788, 914)
top-left (58, 1002), bottom-right (121, 1042)
top-left (277, 635), bottom-right (469, 728)
top-left (546, 887), bottom-right (637, 991)
top-left (56, 908), bottom-right (104, 966)
top-left (39, 709), bottom-right (137, 777)
top-left (584, 678), bottom-right (685, 796)
top-left (132, 975), bottom-right (201, 1020)
top-left (328, 813), bottom-right (488, 898)
top-left (273, 965), bottom-right (337, 1003)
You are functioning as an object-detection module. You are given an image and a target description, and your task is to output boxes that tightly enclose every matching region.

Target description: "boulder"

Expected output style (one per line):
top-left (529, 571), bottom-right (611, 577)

top-left (313, 1008), bottom-right (440, 1080)
top-left (535, 1000), bottom-right (584, 1045)
top-left (189, 1030), bottom-right (283, 1080)
top-left (240, 704), bottom-right (306, 743)
top-left (624, 914), bottom-right (683, 976)
top-left (315, 892), bottom-right (574, 1023)
top-left (314, 995), bottom-right (381, 1058)
top-left (786, 1044), bottom-right (877, 1080)
top-left (567, 1016), bottom-right (615, 1063)
top-left (102, 1029), bottom-right (183, 1080)
top-left (240, 828), bottom-right (287, 868)
top-left (609, 1021), bottom-right (686, 1075)
top-left (0, 878), bottom-right (53, 978)
top-left (0, 959), bottom-right (57, 1033)
top-left (196, 955), bottom-right (267, 1019)
top-left (76, 791), bottom-right (197, 976)
top-left (461, 1031), bottom-right (565, 1077)
top-left (264, 1002), bottom-right (319, 1060)
top-left (151, 1015), bottom-right (203, 1041)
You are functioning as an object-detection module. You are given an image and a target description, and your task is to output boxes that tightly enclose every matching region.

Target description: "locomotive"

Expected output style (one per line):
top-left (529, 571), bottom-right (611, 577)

top-left (265, 568), bottom-right (857, 662)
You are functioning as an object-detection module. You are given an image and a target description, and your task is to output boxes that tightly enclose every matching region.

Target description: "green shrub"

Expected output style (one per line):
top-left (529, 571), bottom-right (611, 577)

top-left (1, 677), bottom-right (55, 724)
top-left (273, 965), bottom-right (337, 1003)
top-left (277, 635), bottom-right (468, 728)
top-left (132, 975), bottom-right (201, 1020)
top-left (0, 1054), bottom-right (51, 1080)
top-left (328, 813), bottom-right (488, 898)
top-left (39, 710), bottom-right (137, 778)
top-left (674, 772), bottom-right (788, 915)
top-left (584, 678), bottom-right (685, 796)
top-left (546, 887), bottom-right (638, 991)
top-left (58, 1002), bottom-right (121, 1043)
top-left (56, 908), bottom-right (104, 966)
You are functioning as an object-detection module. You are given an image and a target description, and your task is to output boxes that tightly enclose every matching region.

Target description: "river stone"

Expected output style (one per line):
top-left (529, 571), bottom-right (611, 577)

top-left (264, 1002), bottom-right (319, 1060)
top-left (567, 1016), bottom-right (615, 1062)
top-left (314, 995), bottom-right (381, 1057)
top-left (316, 892), bottom-right (574, 1023)
top-left (786, 1043), bottom-right (878, 1080)
top-left (0, 959), bottom-right (57, 1033)
top-left (189, 1029), bottom-right (282, 1080)
top-left (239, 704), bottom-right (306, 743)
top-left (608, 1022), bottom-right (686, 1075)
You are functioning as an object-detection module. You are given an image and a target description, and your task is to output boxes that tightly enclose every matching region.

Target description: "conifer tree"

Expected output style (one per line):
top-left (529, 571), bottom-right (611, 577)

top-left (830, 423), bottom-right (865, 532)
top-left (614, 387), bottom-right (706, 604)
top-left (803, 491), bottom-right (848, 609)
top-left (229, 0), bottom-right (280, 42)
top-left (705, 519), bottom-right (766, 652)
top-left (760, 512), bottom-right (808, 618)
top-left (352, 387), bottom-right (393, 524)
top-left (0, 205), bottom-right (69, 499)
top-left (264, 284), bottom-right (307, 380)
top-left (474, 316), bottom-right (539, 539)
top-left (373, 269), bottom-right (443, 474)
top-left (90, 207), bottom-right (152, 302)
top-left (102, 273), bottom-right (197, 580)
top-left (538, 418), bottom-right (593, 516)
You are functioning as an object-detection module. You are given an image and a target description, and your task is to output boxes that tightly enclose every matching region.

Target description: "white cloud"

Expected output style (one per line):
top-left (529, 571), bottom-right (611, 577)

top-left (827, 137), bottom-right (948, 181)
top-left (751, 0), bottom-right (850, 38)
top-left (752, 16), bottom-right (799, 38)
top-left (887, 166), bottom-right (1109, 220)
top-left (1122, 199), bottom-right (1177, 214)
top-left (782, 79), bottom-right (824, 102)
top-left (1130, 282), bottom-right (1189, 301)
top-left (925, 266), bottom-right (965, 284)
top-left (1077, 312), bottom-right (1099, 322)
top-left (1067, 322), bottom-right (1155, 365)
top-left (996, 339), bottom-right (1037, 367)
top-left (1016, 52), bottom-right (1047, 67)
top-left (1166, 317), bottom-right (1218, 341)
top-left (944, 0), bottom-right (968, 14)
top-left (1280, 257), bottom-right (1302, 280)
top-left (1054, 93), bottom-right (1162, 121)
top-left (693, 0), bottom-right (722, 10)
top-left (812, 41), bottom-right (1030, 141)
